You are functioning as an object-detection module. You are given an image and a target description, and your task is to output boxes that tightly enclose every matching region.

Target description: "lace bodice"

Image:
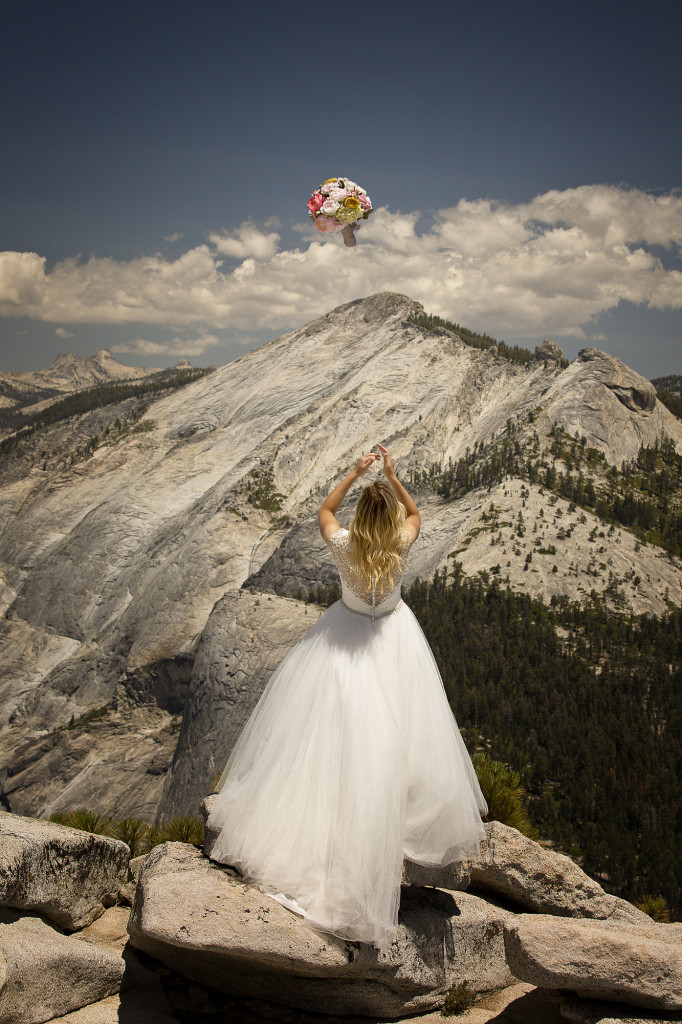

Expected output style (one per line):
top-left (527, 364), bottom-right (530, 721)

top-left (329, 528), bottom-right (411, 618)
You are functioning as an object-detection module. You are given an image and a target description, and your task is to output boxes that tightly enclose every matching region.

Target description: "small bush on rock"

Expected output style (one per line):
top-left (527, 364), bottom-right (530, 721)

top-left (109, 818), bottom-right (150, 858)
top-left (161, 815), bottom-right (205, 846)
top-left (50, 809), bottom-right (112, 835)
top-left (635, 893), bottom-right (671, 922)
top-left (473, 753), bottom-right (538, 840)
top-left (47, 809), bottom-right (205, 851)
top-left (442, 981), bottom-right (475, 1016)
top-left (143, 823), bottom-right (166, 850)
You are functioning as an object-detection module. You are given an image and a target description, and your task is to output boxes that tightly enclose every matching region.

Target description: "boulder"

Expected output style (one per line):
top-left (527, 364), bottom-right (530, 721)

top-left (469, 822), bottom-right (647, 923)
top-left (0, 812), bottom-right (129, 930)
top-left (577, 348), bottom-right (656, 413)
top-left (127, 841), bottom-right (514, 1018)
top-left (401, 857), bottom-right (471, 891)
top-left (534, 340), bottom-right (565, 362)
top-left (128, 852), bottom-right (149, 883)
top-left (200, 793), bottom-right (220, 857)
top-left (504, 913), bottom-right (682, 1011)
top-left (0, 908), bottom-right (126, 1024)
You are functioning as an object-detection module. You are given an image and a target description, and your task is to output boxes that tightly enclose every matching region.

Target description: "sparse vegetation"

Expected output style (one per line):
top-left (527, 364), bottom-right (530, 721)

top-left (634, 893), bottom-right (671, 922)
top-left (413, 414), bottom-right (682, 558)
top-left (652, 375), bottom-right (682, 420)
top-left (473, 753), bottom-right (538, 839)
top-left (442, 981), bottom-right (476, 1016)
top-left (0, 366), bottom-right (210, 460)
top-left (409, 311), bottom-right (535, 366)
top-left (236, 460), bottom-right (287, 515)
top-left (108, 817), bottom-right (151, 858)
top-left (48, 810), bottom-right (205, 853)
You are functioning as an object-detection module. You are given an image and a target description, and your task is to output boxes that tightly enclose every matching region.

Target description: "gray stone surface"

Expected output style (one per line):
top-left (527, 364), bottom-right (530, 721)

top-left (469, 822), bottom-right (648, 923)
top-left (534, 339), bottom-right (565, 362)
top-left (127, 841), bottom-right (513, 1018)
top-left (0, 811), bottom-right (129, 930)
top-left (504, 913), bottom-right (682, 1011)
top-left (544, 346), bottom-right (672, 463)
top-left (157, 591), bottom-right (324, 819)
top-left (0, 908), bottom-right (126, 1024)
top-left (401, 857), bottom-right (471, 892)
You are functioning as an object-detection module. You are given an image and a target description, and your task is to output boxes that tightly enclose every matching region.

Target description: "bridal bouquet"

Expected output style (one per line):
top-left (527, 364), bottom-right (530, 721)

top-left (307, 177), bottom-right (373, 235)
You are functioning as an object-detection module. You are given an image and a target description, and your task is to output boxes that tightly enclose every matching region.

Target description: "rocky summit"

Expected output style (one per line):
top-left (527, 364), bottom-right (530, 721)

top-left (0, 291), bottom-right (680, 825)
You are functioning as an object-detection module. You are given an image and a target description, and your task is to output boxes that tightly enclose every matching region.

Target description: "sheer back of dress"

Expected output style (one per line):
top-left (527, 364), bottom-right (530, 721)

top-left (329, 528), bottom-right (410, 618)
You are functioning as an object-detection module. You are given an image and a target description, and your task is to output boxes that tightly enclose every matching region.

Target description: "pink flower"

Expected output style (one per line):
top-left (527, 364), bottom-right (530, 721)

top-left (358, 194), bottom-right (372, 211)
top-left (307, 191), bottom-right (325, 214)
top-left (328, 187), bottom-right (348, 201)
top-left (314, 215), bottom-right (342, 233)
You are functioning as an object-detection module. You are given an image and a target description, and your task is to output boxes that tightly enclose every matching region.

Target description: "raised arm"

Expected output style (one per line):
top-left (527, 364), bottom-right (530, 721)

top-left (377, 444), bottom-right (421, 542)
top-left (318, 453), bottom-right (379, 545)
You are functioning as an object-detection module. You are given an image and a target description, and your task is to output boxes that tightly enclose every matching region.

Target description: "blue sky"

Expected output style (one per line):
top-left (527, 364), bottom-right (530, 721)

top-left (1, 0), bottom-right (681, 379)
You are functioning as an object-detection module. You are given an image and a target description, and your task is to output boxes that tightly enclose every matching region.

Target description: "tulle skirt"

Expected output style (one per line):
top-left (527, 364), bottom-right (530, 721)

top-left (206, 599), bottom-right (487, 947)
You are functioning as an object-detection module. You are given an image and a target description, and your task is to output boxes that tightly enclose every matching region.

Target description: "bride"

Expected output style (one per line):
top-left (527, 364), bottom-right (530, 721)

top-left (206, 443), bottom-right (487, 946)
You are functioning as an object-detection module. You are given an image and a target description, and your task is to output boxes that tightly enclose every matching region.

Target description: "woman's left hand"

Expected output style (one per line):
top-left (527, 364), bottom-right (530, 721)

top-left (354, 453), bottom-right (379, 477)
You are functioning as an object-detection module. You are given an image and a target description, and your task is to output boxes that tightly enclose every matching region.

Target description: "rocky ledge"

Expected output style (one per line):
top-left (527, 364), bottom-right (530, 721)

top-left (1, 807), bottom-right (681, 1024)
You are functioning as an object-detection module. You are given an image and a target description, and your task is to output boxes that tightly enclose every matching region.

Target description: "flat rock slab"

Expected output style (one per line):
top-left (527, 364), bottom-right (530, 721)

top-left (504, 914), bottom-right (682, 1011)
top-left (469, 822), bottom-right (647, 924)
top-left (0, 811), bottom-right (129, 930)
top-left (0, 908), bottom-right (126, 1024)
top-left (127, 842), bottom-right (514, 1018)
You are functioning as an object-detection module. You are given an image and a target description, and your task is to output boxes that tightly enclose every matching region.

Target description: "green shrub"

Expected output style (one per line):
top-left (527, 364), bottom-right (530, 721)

top-left (142, 824), bottom-right (166, 850)
top-left (160, 815), bottom-right (205, 846)
top-left (442, 981), bottom-right (475, 1016)
top-left (473, 753), bottom-right (538, 840)
top-left (48, 812), bottom-right (73, 827)
top-left (49, 809), bottom-right (113, 835)
top-left (635, 894), bottom-right (671, 922)
top-left (109, 818), bottom-right (150, 858)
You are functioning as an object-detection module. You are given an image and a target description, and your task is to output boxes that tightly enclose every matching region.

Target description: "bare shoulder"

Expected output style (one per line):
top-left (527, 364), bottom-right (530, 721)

top-left (404, 518), bottom-right (420, 544)
top-left (319, 508), bottom-right (341, 546)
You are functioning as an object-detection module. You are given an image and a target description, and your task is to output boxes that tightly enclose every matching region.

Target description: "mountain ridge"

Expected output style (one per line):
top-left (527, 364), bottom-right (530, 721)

top-left (0, 291), bottom-right (680, 828)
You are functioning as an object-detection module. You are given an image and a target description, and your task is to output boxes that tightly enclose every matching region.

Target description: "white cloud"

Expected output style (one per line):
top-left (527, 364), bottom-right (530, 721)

top-left (111, 334), bottom-right (222, 356)
top-left (54, 327), bottom-right (74, 338)
top-left (163, 232), bottom-right (183, 243)
top-left (1, 186), bottom-right (681, 342)
top-left (208, 220), bottom-right (280, 260)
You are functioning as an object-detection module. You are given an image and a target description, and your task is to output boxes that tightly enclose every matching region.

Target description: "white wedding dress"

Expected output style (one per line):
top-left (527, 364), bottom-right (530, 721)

top-left (206, 528), bottom-right (487, 946)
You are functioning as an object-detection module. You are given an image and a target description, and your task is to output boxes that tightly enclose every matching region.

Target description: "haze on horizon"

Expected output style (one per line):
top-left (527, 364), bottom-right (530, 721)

top-left (1, 0), bottom-right (680, 381)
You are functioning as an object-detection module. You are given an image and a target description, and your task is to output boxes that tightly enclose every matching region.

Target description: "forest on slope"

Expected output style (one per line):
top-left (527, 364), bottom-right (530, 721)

top-left (403, 570), bottom-right (682, 917)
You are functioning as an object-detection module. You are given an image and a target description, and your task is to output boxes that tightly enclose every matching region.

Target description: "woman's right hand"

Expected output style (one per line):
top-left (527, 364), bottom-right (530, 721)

top-left (377, 443), bottom-right (396, 479)
top-left (354, 453), bottom-right (379, 477)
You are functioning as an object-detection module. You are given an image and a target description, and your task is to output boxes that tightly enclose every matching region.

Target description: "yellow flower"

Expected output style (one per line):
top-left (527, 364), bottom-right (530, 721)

top-left (343, 196), bottom-right (360, 209)
top-left (324, 178), bottom-right (338, 184)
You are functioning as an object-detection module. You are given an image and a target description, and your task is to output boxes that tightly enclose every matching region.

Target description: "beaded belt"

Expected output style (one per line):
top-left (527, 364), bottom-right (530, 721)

top-left (340, 598), bottom-right (404, 621)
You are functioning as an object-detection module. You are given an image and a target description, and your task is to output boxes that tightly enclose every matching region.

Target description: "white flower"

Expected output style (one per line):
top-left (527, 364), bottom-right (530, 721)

top-left (328, 187), bottom-right (348, 201)
top-left (341, 178), bottom-right (356, 190)
top-left (321, 199), bottom-right (340, 216)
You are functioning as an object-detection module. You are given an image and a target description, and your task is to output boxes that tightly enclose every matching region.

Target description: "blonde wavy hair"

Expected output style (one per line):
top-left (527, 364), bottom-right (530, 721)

top-left (348, 480), bottom-right (407, 595)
